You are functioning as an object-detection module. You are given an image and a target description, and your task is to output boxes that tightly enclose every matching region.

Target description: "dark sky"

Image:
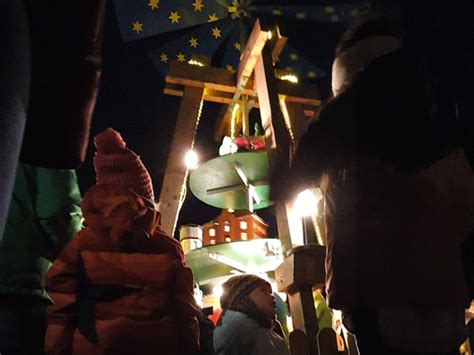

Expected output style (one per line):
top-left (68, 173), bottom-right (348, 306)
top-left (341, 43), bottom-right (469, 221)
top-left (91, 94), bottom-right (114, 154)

top-left (76, 1), bottom-right (350, 238)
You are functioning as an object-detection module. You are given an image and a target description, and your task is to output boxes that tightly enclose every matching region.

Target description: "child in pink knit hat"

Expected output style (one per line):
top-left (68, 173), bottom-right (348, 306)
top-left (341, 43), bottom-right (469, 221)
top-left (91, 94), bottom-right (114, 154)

top-left (45, 128), bottom-right (200, 355)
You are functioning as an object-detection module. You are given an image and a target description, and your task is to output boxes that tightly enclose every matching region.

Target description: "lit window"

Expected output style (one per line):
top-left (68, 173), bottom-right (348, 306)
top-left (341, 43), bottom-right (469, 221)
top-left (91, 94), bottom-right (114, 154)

top-left (209, 228), bottom-right (216, 237)
top-left (210, 239), bottom-right (216, 245)
top-left (241, 232), bottom-right (247, 240)
top-left (224, 224), bottom-right (230, 232)
top-left (240, 221), bottom-right (247, 230)
top-left (225, 237), bottom-right (231, 242)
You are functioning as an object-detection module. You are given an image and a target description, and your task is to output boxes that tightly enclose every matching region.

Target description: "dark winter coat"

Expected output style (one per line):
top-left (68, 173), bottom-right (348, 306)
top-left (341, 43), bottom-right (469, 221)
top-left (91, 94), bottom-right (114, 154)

top-left (286, 49), bottom-right (474, 310)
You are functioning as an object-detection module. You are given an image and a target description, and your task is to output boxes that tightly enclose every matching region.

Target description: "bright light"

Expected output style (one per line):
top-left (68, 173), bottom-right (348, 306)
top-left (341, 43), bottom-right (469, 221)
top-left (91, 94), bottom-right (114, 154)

top-left (213, 285), bottom-right (223, 298)
top-left (267, 31), bottom-right (273, 40)
top-left (188, 59), bottom-right (204, 67)
top-left (280, 74), bottom-right (298, 83)
top-left (184, 150), bottom-right (199, 169)
top-left (294, 189), bottom-right (319, 217)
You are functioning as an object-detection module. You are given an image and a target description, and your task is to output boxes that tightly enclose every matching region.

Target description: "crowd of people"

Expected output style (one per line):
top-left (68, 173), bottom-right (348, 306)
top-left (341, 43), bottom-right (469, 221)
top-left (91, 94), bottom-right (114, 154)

top-left (0, 0), bottom-right (473, 354)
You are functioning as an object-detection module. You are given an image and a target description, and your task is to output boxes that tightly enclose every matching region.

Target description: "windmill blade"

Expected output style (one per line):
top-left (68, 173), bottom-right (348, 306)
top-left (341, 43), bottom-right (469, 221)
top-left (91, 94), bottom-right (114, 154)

top-left (114, 0), bottom-right (230, 42)
top-left (149, 19), bottom-right (235, 76)
top-left (255, 3), bottom-right (370, 26)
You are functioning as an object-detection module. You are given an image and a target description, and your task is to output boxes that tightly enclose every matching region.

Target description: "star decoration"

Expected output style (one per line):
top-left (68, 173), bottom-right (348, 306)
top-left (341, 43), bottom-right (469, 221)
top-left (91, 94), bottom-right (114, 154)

top-left (189, 37), bottom-right (199, 48)
top-left (211, 27), bottom-right (221, 39)
top-left (233, 42), bottom-right (241, 52)
top-left (176, 53), bottom-right (186, 62)
top-left (192, 0), bottom-right (204, 12)
top-left (226, 65), bottom-right (236, 74)
top-left (160, 52), bottom-right (169, 63)
top-left (296, 12), bottom-right (306, 19)
top-left (132, 21), bottom-right (143, 33)
top-left (169, 11), bottom-right (181, 24)
top-left (208, 13), bottom-right (219, 22)
top-left (289, 53), bottom-right (299, 61)
top-left (307, 71), bottom-right (316, 79)
top-left (148, 0), bottom-right (159, 10)
top-left (325, 6), bottom-right (335, 14)
top-left (272, 9), bottom-right (282, 16)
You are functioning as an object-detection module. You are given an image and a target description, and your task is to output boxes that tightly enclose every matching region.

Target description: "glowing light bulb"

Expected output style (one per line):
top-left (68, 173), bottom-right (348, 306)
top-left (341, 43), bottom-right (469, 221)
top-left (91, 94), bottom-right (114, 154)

top-left (184, 150), bottom-right (199, 169)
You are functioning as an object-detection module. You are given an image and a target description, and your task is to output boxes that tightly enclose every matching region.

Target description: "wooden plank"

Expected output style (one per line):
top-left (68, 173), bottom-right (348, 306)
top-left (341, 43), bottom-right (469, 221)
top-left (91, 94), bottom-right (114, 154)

top-left (165, 62), bottom-right (320, 106)
top-left (237, 19), bottom-right (269, 86)
top-left (289, 330), bottom-right (310, 355)
top-left (158, 86), bottom-right (204, 237)
top-left (254, 45), bottom-right (294, 256)
top-left (288, 290), bottom-right (320, 355)
top-left (317, 328), bottom-right (340, 355)
top-left (271, 27), bottom-right (288, 65)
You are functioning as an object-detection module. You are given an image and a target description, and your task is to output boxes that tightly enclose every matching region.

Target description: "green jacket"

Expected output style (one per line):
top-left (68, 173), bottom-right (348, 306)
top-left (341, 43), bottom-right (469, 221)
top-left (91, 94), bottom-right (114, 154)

top-left (0, 163), bottom-right (82, 301)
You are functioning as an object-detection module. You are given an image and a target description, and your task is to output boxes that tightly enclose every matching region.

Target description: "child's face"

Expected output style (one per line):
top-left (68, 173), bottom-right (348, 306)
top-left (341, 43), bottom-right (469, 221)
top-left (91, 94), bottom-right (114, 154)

top-left (249, 283), bottom-right (276, 319)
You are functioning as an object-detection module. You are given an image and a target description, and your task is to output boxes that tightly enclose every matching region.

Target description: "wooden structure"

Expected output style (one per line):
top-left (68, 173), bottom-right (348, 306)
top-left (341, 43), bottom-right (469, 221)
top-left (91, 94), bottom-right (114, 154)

top-left (159, 19), bottom-right (331, 354)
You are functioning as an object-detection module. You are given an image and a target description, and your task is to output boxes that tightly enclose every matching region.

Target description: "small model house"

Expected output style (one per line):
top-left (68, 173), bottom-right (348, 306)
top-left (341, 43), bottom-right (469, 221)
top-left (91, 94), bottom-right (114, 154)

top-left (202, 209), bottom-right (268, 246)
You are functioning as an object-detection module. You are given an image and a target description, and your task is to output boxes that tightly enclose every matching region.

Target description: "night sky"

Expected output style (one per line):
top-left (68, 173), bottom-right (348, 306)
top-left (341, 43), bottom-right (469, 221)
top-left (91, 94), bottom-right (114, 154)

top-left (76, 1), bottom-right (354, 238)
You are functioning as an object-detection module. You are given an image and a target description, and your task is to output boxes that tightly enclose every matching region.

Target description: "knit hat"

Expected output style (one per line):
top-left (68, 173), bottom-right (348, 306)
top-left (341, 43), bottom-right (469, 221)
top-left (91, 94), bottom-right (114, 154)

top-left (220, 274), bottom-right (270, 310)
top-left (93, 128), bottom-right (154, 201)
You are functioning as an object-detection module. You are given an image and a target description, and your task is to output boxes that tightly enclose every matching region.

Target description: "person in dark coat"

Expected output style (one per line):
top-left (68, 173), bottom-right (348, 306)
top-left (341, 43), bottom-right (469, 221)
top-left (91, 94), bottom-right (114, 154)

top-left (0, 0), bottom-right (106, 241)
top-left (278, 4), bottom-right (474, 354)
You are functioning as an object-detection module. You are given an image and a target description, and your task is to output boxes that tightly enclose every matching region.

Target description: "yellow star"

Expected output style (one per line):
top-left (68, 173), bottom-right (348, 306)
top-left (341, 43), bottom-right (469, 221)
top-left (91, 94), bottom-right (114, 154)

top-left (169, 11), bottom-right (181, 24)
top-left (226, 65), bottom-right (236, 74)
top-left (289, 53), bottom-right (298, 61)
top-left (148, 0), bottom-right (159, 10)
top-left (176, 53), bottom-right (186, 62)
top-left (132, 21), bottom-right (143, 33)
top-left (233, 42), bottom-right (241, 52)
top-left (160, 52), bottom-right (169, 63)
top-left (189, 37), bottom-right (199, 48)
top-left (208, 13), bottom-right (219, 22)
top-left (192, 0), bottom-right (204, 12)
top-left (325, 6), bottom-right (335, 14)
top-left (272, 9), bottom-right (282, 16)
top-left (296, 12), bottom-right (306, 19)
top-left (211, 27), bottom-right (221, 39)
top-left (307, 71), bottom-right (316, 78)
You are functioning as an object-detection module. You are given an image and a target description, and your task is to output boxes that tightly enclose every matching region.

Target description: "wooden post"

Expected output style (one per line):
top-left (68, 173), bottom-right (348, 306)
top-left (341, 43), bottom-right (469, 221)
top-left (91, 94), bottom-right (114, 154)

top-left (275, 245), bottom-right (326, 355)
top-left (158, 85), bottom-right (204, 237)
top-left (254, 45), bottom-right (294, 256)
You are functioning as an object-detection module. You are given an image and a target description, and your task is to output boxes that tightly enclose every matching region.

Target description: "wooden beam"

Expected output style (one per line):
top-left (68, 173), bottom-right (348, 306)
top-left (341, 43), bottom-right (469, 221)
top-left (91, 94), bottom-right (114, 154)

top-left (165, 62), bottom-right (320, 106)
top-left (275, 245), bottom-right (326, 355)
top-left (254, 45), bottom-right (294, 255)
top-left (271, 26), bottom-right (288, 65)
top-left (158, 86), bottom-right (204, 237)
top-left (237, 19), bottom-right (269, 86)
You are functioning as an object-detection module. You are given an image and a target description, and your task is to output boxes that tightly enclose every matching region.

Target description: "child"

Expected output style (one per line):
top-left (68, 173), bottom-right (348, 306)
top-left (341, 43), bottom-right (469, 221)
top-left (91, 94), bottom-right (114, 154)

top-left (213, 274), bottom-right (289, 355)
top-left (44, 128), bottom-right (200, 354)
